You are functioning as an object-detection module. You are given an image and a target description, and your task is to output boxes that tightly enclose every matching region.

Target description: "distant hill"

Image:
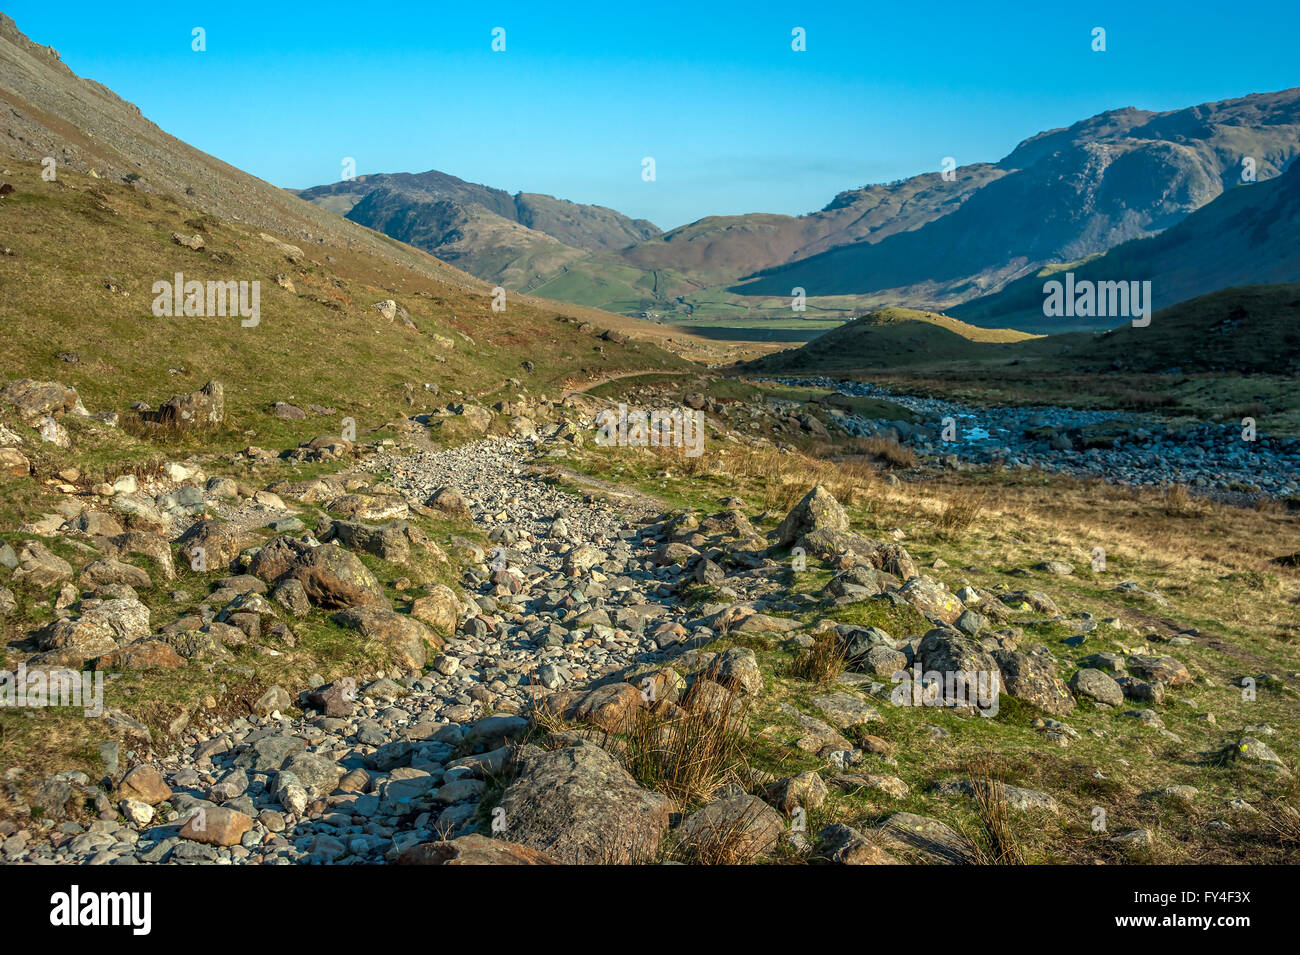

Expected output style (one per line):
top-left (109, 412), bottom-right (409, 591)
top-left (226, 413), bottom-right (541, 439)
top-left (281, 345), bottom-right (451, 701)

top-left (294, 88), bottom-right (1300, 337)
top-left (741, 307), bottom-right (1037, 374)
top-left (1055, 283), bottom-right (1300, 375)
top-left (734, 90), bottom-right (1300, 306)
top-left (292, 169), bottom-right (661, 289)
top-left (950, 158), bottom-right (1300, 332)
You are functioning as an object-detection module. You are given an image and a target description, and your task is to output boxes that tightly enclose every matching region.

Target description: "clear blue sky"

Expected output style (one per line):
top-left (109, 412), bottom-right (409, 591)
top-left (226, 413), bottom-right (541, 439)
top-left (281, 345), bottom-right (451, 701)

top-left (7, 0), bottom-right (1298, 230)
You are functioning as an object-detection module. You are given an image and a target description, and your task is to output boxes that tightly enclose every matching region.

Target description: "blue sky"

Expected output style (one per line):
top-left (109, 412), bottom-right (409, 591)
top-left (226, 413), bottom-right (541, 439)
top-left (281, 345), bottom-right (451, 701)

top-left (7, 1), bottom-right (1298, 229)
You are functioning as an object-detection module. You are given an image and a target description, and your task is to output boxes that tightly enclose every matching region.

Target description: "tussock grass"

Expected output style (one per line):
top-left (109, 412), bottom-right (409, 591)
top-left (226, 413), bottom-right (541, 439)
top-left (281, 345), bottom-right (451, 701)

top-left (616, 688), bottom-right (752, 807)
top-left (957, 753), bottom-right (1028, 865)
top-left (936, 486), bottom-right (987, 535)
top-left (788, 629), bottom-right (847, 687)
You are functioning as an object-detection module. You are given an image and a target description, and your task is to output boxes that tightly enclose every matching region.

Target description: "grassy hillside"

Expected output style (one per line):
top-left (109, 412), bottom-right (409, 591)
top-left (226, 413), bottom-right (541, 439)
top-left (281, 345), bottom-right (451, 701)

top-left (0, 161), bottom-right (695, 463)
top-left (743, 307), bottom-right (1037, 374)
top-left (952, 161), bottom-right (1300, 333)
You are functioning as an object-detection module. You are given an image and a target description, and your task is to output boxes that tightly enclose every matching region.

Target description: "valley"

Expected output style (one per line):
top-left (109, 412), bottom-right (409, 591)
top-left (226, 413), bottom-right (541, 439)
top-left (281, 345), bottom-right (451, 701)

top-left (1, 8), bottom-right (1297, 877)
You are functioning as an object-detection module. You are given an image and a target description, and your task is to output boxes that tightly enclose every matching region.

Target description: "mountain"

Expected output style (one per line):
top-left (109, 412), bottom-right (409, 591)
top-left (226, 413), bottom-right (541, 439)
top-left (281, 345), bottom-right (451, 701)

top-left (949, 157), bottom-right (1300, 332)
top-left (292, 169), bottom-right (661, 289)
top-left (734, 89), bottom-right (1300, 306)
top-left (294, 88), bottom-right (1300, 337)
top-left (619, 164), bottom-right (1004, 285)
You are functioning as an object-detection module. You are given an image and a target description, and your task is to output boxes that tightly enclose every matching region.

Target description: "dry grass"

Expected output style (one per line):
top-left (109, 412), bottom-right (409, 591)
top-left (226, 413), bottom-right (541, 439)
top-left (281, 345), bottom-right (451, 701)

top-left (788, 629), bottom-right (847, 686)
top-left (856, 434), bottom-right (917, 469)
top-left (958, 752), bottom-right (1028, 865)
top-left (1161, 482), bottom-right (1198, 517)
top-left (936, 486), bottom-right (987, 535)
top-left (616, 685), bottom-right (752, 807)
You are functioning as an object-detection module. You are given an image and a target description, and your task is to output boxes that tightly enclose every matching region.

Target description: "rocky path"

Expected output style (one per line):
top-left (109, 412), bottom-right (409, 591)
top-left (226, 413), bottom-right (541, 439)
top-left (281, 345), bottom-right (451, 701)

top-left (772, 376), bottom-right (1300, 498)
top-left (23, 437), bottom-right (727, 865)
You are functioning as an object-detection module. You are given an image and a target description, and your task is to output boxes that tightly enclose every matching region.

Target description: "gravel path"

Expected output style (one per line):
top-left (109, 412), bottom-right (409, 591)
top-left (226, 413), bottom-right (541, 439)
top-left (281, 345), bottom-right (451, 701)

top-left (20, 437), bottom-right (739, 865)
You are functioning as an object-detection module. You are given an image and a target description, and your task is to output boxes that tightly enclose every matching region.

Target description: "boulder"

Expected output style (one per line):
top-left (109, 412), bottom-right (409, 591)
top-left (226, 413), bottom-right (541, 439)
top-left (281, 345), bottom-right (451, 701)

top-left (427, 486), bottom-right (473, 521)
top-left (397, 834), bottom-right (558, 865)
top-left (178, 807), bottom-right (253, 846)
top-left (13, 541), bottom-right (72, 588)
top-left (175, 520), bottom-right (253, 574)
top-left (331, 606), bottom-right (437, 670)
top-left (993, 646), bottom-right (1075, 715)
top-left (79, 557), bottom-right (152, 589)
top-left (1, 379), bottom-right (82, 424)
top-left (118, 765), bottom-right (172, 806)
top-left (1125, 654), bottom-right (1192, 687)
top-left (898, 576), bottom-right (965, 625)
top-left (494, 745), bottom-right (673, 864)
top-left (775, 486), bottom-right (849, 548)
top-left (250, 538), bottom-right (389, 609)
top-left (1069, 668), bottom-right (1124, 706)
top-left (148, 381), bottom-right (224, 430)
top-left (410, 584), bottom-right (461, 635)
top-left (814, 823), bottom-right (901, 865)
top-left (676, 794), bottom-right (786, 863)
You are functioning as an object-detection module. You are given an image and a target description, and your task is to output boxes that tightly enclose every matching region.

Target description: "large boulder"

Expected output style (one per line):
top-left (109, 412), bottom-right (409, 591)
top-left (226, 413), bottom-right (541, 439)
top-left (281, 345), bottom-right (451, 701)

top-left (814, 823), bottom-right (901, 865)
top-left (799, 528), bottom-right (917, 579)
top-left (98, 531), bottom-right (176, 580)
top-left (1069, 668), bottom-right (1125, 706)
top-left (872, 812), bottom-right (975, 864)
top-left (495, 745), bottom-right (673, 864)
top-left (323, 520), bottom-right (410, 564)
top-left (410, 585), bottom-right (461, 635)
top-left (898, 576), bottom-right (965, 625)
top-left (775, 486), bottom-right (849, 548)
top-left (1125, 654), bottom-right (1192, 687)
top-left (251, 538), bottom-right (389, 609)
top-left (1, 379), bottom-right (83, 424)
top-left (993, 646), bottom-right (1075, 715)
top-left (79, 557), bottom-right (152, 589)
top-left (914, 628), bottom-right (1000, 701)
top-left (147, 381), bottom-right (224, 430)
top-left (427, 486), bottom-right (473, 521)
top-left (178, 806), bottom-right (252, 846)
top-left (175, 520), bottom-right (254, 574)
top-left (397, 834), bottom-right (557, 865)
top-left (117, 765), bottom-right (172, 806)
top-left (331, 606), bottom-right (437, 670)
top-left (0, 447), bottom-right (29, 476)
top-left (12, 541), bottom-right (73, 588)
top-left (676, 794), bottom-right (786, 863)
top-left (38, 598), bottom-right (151, 659)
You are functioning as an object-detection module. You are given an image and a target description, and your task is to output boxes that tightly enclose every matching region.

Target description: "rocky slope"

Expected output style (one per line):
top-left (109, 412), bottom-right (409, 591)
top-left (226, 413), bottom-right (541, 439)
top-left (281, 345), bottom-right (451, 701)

top-left (951, 159), bottom-right (1300, 332)
top-left (2, 377), bottom-right (1296, 865)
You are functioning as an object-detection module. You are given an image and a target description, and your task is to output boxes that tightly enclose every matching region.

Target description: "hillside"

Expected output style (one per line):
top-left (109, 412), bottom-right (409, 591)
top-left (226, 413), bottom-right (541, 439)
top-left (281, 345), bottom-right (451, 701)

top-left (741, 307), bottom-right (1037, 374)
top-left (951, 159), bottom-right (1300, 332)
top-left (1061, 283), bottom-right (1300, 375)
top-left (295, 88), bottom-right (1300, 339)
top-left (0, 13), bottom-right (701, 450)
top-left (736, 90), bottom-right (1300, 307)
